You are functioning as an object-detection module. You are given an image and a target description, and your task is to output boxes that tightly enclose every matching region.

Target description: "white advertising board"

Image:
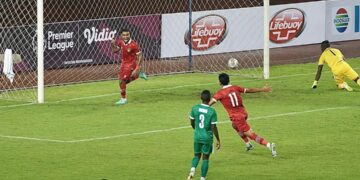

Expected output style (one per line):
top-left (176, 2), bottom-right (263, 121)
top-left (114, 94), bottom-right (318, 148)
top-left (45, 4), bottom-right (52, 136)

top-left (326, 0), bottom-right (360, 42)
top-left (269, 1), bottom-right (326, 48)
top-left (161, 7), bottom-right (264, 58)
top-left (161, 1), bottom-right (326, 58)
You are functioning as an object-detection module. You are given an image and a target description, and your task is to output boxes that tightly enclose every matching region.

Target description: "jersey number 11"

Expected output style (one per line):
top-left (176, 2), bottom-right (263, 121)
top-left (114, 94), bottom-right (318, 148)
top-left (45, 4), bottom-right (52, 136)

top-left (228, 92), bottom-right (239, 107)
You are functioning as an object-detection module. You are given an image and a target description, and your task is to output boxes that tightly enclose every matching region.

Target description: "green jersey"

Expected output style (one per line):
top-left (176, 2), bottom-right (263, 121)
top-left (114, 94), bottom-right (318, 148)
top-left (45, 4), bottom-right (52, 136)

top-left (189, 104), bottom-right (218, 144)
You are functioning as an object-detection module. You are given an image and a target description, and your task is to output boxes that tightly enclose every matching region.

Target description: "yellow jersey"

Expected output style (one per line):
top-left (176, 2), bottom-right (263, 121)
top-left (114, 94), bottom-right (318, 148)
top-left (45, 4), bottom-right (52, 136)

top-left (318, 48), bottom-right (345, 73)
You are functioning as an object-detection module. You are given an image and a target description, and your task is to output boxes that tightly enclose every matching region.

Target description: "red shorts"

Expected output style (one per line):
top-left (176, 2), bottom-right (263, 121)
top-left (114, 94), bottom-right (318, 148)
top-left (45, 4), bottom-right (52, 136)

top-left (231, 115), bottom-right (250, 133)
top-left (119, 64), bottom-right (139, 81)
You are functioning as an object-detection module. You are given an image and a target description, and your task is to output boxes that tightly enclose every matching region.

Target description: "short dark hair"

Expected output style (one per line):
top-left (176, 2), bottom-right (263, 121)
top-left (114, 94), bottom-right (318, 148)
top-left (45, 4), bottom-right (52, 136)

top-left (219, 73), bottom-right (230, 85)
top-left (120, 28), bottom-right (130, 34)
top-left (201, 90), bottom-right (211, 103)
top-left (321, 40), bottom-right (330, 51)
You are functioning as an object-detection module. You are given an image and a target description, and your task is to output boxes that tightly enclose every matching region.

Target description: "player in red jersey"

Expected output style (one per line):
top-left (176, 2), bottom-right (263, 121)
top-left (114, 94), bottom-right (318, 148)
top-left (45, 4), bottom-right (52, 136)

top-left (209, 73), bottom-right (277, 157)
top-left (111, 28), bottom-right (147, 105)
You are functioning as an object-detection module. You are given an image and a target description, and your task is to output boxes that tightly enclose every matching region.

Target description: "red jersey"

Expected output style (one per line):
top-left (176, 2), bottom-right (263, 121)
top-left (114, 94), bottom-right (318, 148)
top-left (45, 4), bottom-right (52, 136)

top-left (116, 39), bottom-right (140, 67)
top-left (213, 85), bottom-right (247, 120)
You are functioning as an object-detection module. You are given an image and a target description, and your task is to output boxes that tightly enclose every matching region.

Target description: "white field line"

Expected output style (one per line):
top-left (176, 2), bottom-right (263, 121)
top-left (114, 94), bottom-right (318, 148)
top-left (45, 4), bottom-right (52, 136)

top-left (0, 102), bottom-right (36, 109)
top-left (0, 135), bottom-right (68, 143)
top-left (0, 106), bottom-right (356, 143)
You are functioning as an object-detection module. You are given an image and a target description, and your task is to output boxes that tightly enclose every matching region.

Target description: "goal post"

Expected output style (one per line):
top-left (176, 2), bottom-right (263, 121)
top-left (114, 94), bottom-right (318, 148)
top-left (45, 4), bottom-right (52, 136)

top-left (264, 0), bottom-right (270, 79)
top-left (37, 0), bottom-right (44, 103)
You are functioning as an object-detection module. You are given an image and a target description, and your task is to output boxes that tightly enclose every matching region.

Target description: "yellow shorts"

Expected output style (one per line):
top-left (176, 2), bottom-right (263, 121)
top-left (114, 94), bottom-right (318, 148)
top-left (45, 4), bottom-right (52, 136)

top-left (332, 62), bottom-right (359, 85)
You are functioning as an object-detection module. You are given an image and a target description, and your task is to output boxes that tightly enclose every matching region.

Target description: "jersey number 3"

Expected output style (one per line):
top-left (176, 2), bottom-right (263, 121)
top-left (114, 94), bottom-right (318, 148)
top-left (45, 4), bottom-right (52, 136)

top-left (199, 114), bottom-right (205, 129)
top-left (228, 92), bottom-right (239, 107)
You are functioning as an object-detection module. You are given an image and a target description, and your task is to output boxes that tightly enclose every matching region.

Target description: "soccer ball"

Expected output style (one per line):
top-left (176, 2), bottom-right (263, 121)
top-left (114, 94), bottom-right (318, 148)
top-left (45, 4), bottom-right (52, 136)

top-left (227, 58), bottom-right (239, 69)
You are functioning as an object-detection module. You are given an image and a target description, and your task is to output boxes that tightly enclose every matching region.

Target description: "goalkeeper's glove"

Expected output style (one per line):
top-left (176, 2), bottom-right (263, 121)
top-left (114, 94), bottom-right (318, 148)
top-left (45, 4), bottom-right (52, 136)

top-left (312, 80), bottom-right (318, 89)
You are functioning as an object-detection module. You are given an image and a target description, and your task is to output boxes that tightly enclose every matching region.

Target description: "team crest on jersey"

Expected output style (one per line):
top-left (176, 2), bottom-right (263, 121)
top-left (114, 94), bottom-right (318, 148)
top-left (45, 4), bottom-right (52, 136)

top-left (127, 48), bottom-right (131, 53)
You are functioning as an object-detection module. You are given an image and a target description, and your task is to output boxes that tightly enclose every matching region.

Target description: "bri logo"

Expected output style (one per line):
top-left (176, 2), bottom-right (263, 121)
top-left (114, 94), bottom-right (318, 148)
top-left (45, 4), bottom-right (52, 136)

top-left (334, 8), bottom-right (350, 33)
top-left (184, 14), bottom-right (228, 51)
top-left (269, 8), bottom-right (306, 44)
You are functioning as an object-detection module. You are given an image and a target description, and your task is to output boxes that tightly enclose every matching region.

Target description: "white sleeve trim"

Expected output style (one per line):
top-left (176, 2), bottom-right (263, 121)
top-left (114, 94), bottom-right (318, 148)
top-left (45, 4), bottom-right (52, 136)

top-left (211, 122), bottom-right (218, 124)
top-left (189, 115), bottom-right (195, 120)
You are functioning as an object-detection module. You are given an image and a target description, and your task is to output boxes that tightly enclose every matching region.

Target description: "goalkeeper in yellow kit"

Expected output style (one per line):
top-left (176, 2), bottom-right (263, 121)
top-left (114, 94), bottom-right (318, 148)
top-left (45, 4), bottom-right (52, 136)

top-left (312, 40), bottom-right (360, 91)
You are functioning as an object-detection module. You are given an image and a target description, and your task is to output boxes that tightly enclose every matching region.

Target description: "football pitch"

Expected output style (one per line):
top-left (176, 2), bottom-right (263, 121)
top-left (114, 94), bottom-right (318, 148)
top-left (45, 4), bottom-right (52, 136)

top-left (0, 59), bottom-right (359, 180)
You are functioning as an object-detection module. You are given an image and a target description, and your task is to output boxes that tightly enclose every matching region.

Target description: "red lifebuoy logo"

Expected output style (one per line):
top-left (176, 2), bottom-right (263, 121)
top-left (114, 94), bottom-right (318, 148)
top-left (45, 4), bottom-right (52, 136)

top-left (185, 15), bottom-right (228, 51)
top-left (270, 8), bottom-right (305, 43)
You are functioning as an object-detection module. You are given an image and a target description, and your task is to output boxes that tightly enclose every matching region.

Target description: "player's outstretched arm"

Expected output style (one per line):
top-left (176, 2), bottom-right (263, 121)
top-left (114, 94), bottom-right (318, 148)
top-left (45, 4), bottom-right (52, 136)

top-left (211, 124), bottom-right (221, 150)
top-left (209, 98), bottom-right (217, 106)
top-left (312, 65), bottom-right (323, 89)
top-left (111, 39), bottom-right (120, 53)
top-left (246, 86), bottom-right (272, 93)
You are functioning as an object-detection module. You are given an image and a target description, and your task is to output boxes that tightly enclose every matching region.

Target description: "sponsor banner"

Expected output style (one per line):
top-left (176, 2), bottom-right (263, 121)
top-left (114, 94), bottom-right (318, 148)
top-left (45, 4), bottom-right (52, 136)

top-left (161, 1), bottom-right (326, 58)
top-left (162, 8), bottom-right (264, 58)
top-left (43, 22), bottom-right (80, 68)
top-left (269, 1), bottom-right (326, 48)
top-left (333, 8), bottom-right (350, 33)
top-left (269, 8), bottom-right (306, 44)
top-left (184, 14), bottom-right (228, 51)
top-left (2, 15), bottom-right (161, 71)
top-left (326, 0), bottom-right (360, 42)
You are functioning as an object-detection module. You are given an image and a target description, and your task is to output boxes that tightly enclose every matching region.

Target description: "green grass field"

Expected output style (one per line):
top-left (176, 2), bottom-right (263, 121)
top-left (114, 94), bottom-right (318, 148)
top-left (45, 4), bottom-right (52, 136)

top-left (1, 59), bottom-right (359, 180)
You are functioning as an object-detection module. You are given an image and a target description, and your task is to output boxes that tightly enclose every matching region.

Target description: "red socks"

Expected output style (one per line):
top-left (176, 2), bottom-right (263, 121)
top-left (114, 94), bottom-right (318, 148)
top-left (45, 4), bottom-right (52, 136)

top-left (241, 135), bottom-right (249, 143)
top-left (120, 81), bottom-right (126, 98)
top-left (249, 133), bottom-right (268, 146)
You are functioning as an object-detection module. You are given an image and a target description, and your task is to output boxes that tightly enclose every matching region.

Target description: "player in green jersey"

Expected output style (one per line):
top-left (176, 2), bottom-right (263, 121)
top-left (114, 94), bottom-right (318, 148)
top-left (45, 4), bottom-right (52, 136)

top-left (187, 90), bottom-right (221, 180)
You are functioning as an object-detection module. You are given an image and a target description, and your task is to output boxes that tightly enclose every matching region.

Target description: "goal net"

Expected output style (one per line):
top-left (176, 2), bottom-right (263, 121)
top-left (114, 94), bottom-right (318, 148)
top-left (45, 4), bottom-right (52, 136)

top-left (0, 0), bottom-right (38, 102)
top-left (0, 0), bottom-right (267, 103)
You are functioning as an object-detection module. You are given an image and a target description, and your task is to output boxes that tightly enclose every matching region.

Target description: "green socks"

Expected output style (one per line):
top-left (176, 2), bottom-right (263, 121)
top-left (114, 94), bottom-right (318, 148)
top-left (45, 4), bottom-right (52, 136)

top-left (201, 160), bottom-right (209, 177)
top-left (191, 156), bottom-right (200, 168)
top-left (190, 157), bottom-right (209, 178)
